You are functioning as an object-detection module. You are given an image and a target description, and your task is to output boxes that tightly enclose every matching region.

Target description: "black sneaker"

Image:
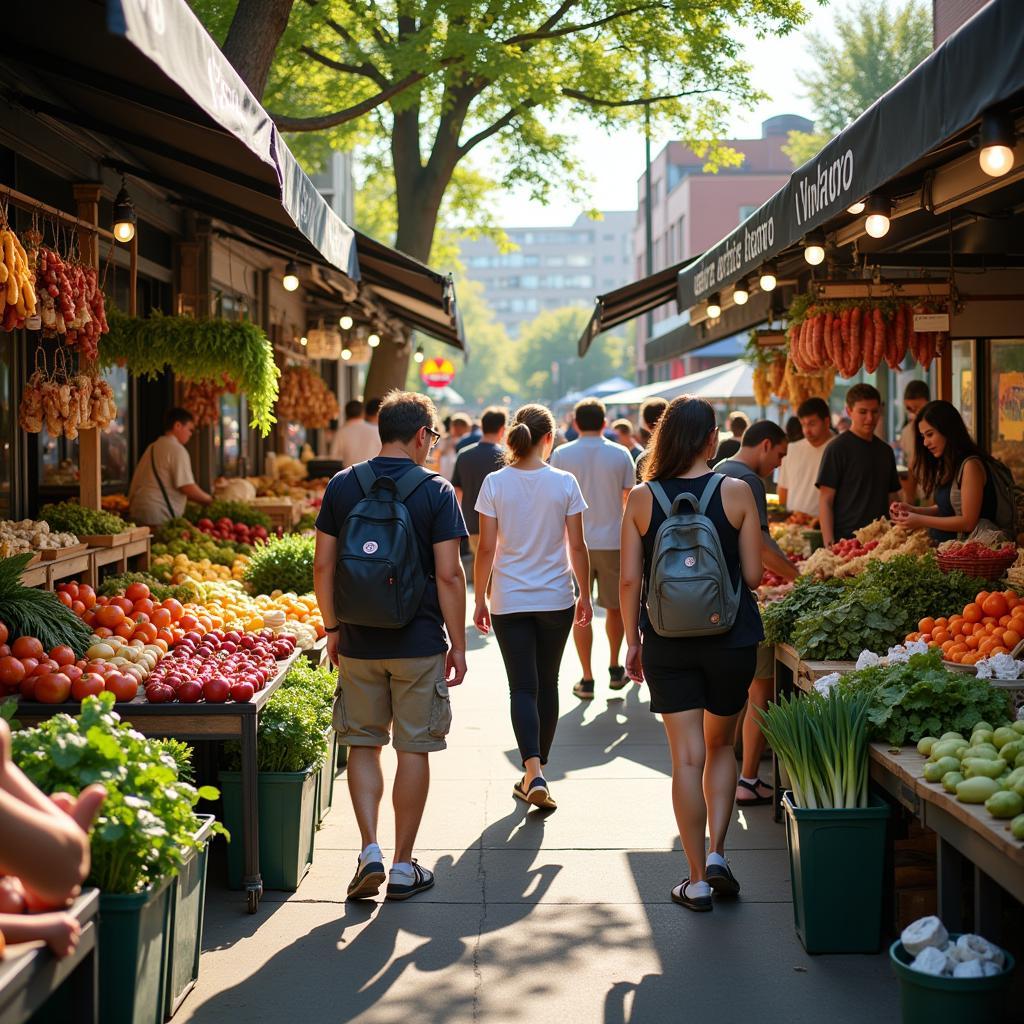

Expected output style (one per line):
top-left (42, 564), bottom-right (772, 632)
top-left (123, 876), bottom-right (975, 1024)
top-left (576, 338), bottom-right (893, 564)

top-left (385, 860), bottom-right (435, 901)
top-left (671, 879), bottom-right (713, 912)
top-left (573, 678), bottom-right (595, 700)
top-left (608, 666), bottom-right (628, 691)
top-left (347, 856), bottom-right (386, 900)
top-left (706, 860), bottom-right (741, 898)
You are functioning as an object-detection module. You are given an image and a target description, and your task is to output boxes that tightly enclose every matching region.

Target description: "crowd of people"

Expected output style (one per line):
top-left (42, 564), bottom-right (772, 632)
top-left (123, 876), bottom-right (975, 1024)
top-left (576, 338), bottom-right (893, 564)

top-left (310, 379), bottom-right (1013, 909)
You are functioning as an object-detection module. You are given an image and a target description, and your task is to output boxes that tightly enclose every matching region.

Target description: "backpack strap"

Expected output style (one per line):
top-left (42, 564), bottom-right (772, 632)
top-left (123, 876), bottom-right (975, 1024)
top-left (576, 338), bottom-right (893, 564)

top-left (353, 462), bottom-right (378, 497)
top-left (396, 465), bottom-right (437, 502)
top-left (698, 473), bottom-right (726, 515)
top-left (647, 481), bottom-right (673, 518)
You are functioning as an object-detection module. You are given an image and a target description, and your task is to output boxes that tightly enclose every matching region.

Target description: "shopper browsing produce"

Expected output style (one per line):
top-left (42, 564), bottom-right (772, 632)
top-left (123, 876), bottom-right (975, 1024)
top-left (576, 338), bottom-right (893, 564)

top-left (898, 380), bottom-right (930, 503)
top-left (890, 400), bottom-right (1009, 541)
top-left (128, 408), bottom-right (212, 526)
top-left (816, 383), bottom-right (900, 545)
top-left (776, 398), bottom-right (833, 518)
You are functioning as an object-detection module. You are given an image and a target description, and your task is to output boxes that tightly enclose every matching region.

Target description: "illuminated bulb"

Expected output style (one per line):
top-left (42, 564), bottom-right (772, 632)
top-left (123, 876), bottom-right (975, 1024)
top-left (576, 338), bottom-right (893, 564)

top-left (112, 182), bottom-right (136, 244)
top-left (367, 333), bottom-right (380, 348)
top-left (758, 263), bottom-right (777, 292)
top-left (980, 144), bottom-right (1014, 176)
top-left (705, 292), bottom-right (721, 319)
top-left (803, 230), bottom-right (826, 266)
top-left (979, 110), bottom-right (1015, 177)
top-left (339, 315), bottom-right (354, 330)
top-left (299, 336), bottom-right (308, 346)
top-left (414, 345), bottom-right (425, 364)
top-left (847, 200), bottom-right (866, 215)
top-left (282, 260), bottom-right (299, 292)
top-left (863, 195), bottom-right (891, 239)
top-left (341, 347), bottom-right (352, 361)
top-left (732, 283), bottom-right (749, 306)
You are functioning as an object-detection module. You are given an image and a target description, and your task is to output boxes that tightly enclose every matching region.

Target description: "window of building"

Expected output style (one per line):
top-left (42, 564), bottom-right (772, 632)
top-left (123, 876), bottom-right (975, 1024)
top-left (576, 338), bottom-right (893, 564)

top-left (603, 254), bottom-right (614, 263)
top-left (567, 253), bottom-right (591, 267)
top-left (603, 234), bottom-right (615, 241)
top-left (990, 339), bottom-right (1024, 479)
top-left (545, 255), bottom-right (565, 267)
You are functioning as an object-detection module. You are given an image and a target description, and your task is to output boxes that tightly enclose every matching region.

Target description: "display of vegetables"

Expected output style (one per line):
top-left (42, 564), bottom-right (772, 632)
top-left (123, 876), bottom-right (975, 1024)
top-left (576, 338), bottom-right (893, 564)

top-left (758, 688), bottom-right (872, 808)
top-left (275, 364), bottom-right (339, 428)
top-left (243, 534), bottom-right (315, 597)
top-left (11, 693), bottom-right (223, 893)
top-left (900, 916), bottom-right (1008, 977)
top-left (38, 501), bottom-right (132, 535)
top-left (97, 571), bottom-right (197, 604)
top-left (193, 500), bottom-right (272, 529)
top-left (0, 554), bottom-right (92, 655)
top-left (799, 518), bottom-right (931, 579)
top-left (0, 226), bottom-right (37, 333)
top-left (151, 552), bottom-right (249, 584)
top-left (906, 587), bottom-right (1024, 665)
top-left (194, 515), bottom-right (270, 546)
top-left (0, 519), bottom-right (79, 556)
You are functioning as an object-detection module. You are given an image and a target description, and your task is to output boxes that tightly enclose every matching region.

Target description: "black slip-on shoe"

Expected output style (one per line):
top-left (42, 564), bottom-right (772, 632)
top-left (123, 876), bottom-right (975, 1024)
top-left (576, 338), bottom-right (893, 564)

top-left (671, 879), bottom-right (713, 912)
top-left (573, 678), bottom-right (595, 700)
top-left (706, 861), bottom-right (741, 898)
top-left (347, 859), bottom-right (386, 900)
top-left (608, 666), bottom-right (628, 691)
top-left (385, 860), bottom-right (434, 901)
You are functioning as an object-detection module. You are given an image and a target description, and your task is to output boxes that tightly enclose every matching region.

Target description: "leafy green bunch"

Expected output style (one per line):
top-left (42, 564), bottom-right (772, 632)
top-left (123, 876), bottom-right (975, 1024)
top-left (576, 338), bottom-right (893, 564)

top-left (0, 554), bottom-right (93, 655)
top-left (11, 694), bottom-right (225, 893)
top-left (98, 571), bottom-right (198, 604)
top-left (40, 501), bottom-right (132, 535)
top-left (762, 576), bottom-right (848, 645)
top-left (281, 660), bottom-right (336, 715)
top-left (222, 687), bottom-right (329, 774)
top-left (836, 650), bottom-right (1012, 746)
top-left (243, 535), bottom-right (315, 597)
top-left (102, 310), bottom-right (279, 436)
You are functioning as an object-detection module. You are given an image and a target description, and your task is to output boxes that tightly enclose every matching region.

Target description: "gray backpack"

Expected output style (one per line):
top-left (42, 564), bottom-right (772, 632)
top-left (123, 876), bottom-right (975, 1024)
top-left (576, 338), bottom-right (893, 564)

top-left (646, 476), bottom-right (742, 638)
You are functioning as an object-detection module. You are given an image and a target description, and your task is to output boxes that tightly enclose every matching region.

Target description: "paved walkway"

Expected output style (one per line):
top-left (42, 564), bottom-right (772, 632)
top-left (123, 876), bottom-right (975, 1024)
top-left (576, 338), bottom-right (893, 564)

top-left (180, 612), bottom-right (899, 1023)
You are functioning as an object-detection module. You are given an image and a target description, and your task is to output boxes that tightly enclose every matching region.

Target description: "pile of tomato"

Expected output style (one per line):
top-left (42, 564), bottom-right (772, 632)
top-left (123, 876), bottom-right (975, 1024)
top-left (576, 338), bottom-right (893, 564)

top-left (905, 589), bottom-right (1024, 665)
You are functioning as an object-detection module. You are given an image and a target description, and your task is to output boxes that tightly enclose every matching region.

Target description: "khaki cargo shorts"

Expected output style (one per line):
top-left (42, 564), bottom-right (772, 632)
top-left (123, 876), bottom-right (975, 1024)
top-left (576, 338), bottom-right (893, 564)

top-left (755, 641), bottom-right (775, 680)
top-left (588, 549), bottom-right (622, 610)
top-left (334, 653), bottom-right (451, 752)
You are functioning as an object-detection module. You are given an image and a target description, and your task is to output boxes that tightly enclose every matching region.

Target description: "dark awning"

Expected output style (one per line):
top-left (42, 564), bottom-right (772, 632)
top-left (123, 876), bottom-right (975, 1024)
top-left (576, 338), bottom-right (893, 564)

top-left (676, 0), bottom-right (1024, 310)
top-left (3, 0), bottom-right (464, 349)
top-left (577, 261), bottom-right (687, 357)
top-left (644, 292), bottom-right (774, 366)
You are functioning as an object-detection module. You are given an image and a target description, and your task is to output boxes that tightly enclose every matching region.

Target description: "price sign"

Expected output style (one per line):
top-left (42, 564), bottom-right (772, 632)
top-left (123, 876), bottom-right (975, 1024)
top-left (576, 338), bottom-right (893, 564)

top-left (420, 357), bottom-right (456, 388)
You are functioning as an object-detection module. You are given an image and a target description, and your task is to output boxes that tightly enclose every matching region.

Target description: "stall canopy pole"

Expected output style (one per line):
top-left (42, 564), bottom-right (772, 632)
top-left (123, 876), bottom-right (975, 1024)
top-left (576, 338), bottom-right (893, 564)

top-left (72, 183), bottom-right (103, 511)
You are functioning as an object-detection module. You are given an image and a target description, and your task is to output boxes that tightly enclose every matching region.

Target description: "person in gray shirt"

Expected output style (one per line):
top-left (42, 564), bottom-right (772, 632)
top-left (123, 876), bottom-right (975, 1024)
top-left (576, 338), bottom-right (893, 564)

top-left (714, 420), bottom-right (798, 808)
top-left (550, 398), bottom-right (636, 700)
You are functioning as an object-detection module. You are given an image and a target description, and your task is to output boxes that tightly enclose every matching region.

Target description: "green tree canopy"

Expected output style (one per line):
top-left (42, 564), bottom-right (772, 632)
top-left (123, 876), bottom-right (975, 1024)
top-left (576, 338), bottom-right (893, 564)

top-left (784, 0), bottom-right (932, 166)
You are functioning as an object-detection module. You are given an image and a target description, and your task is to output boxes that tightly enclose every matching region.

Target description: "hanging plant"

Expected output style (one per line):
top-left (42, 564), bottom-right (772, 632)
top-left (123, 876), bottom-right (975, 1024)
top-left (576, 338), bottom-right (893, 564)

top-left (101, 310), bottom-right (279, 435)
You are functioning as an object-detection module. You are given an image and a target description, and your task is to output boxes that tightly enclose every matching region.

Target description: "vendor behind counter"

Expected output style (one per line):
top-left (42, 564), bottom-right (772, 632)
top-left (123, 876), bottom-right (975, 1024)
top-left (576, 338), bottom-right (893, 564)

top-left (128, 407), bottom-right (213, 526)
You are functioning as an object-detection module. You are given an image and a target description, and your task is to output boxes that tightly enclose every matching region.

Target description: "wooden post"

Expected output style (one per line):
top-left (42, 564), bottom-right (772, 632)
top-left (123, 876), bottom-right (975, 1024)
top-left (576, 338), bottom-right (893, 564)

top-left (72, 184), bottom-right (103, 511)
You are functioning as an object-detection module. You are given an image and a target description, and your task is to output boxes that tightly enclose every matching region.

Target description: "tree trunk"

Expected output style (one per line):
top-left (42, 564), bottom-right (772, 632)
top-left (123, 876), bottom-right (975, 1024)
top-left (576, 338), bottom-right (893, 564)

top-left (222, 0), bottom-right (295, 100)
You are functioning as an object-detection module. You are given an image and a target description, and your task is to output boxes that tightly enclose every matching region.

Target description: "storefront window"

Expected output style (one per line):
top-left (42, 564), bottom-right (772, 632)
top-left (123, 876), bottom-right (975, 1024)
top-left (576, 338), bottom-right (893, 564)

top-left (214, 392), bottom-right (245, 477)
top-left (990, 339), bottom-right (1024, 484)
top-left (951, 339), bottom-right (976, 436)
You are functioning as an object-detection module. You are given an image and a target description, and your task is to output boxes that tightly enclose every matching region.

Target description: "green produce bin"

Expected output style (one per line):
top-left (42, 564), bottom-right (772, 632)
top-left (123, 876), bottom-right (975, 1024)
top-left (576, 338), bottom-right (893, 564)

top-left (220, 767), bottom-right (317, 891)
top-left (316, 731), bottom-right (337, 823)
top-left (783, 791), bottom-right (889, 954)
top-left (890, 939), bottom-right (1015, 1022)
top-left (164, 815), bottom-right (215, 1020)
top-left (99, 877), bottom-right (173, 1024)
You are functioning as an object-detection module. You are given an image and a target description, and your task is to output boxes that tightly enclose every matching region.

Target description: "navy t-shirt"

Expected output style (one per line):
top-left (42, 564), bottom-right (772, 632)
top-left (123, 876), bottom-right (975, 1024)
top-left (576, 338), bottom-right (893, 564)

top-left (315, 457), bottom-right (468, 660)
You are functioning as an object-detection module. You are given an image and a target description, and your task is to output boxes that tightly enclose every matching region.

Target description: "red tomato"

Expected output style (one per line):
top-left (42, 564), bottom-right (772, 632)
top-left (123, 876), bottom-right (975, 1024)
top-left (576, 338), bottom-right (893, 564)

top-left (49, 645), bottom-right (76, 667)
top-left (0, 644), bottom-right (9, 659)
top-left (56, 591), bottom-right (74, 609)
top-left (71, 600), bottom-right (86, 617)
top-left (125, 582), bottom-right (151, 603)
top-left (63, 665), bottom-right (83, 683)
top-left (19, 657), bottom-right (38, 675)
top-left (0, 656), bottom-right (25, 688)
top-left (203, 678), bottom-right (230, 703)
top-left (0, 622), bottom-right (8, 646)
top-left (11, 636), bottom-right (44, 660)
top-left (30, 659), bottom-right (59, 676)
top-left (35, 673), bottom-right (72, 704)
top-left (104, 673), bottom-right (139, 702)
top-left (161, 599), bottom-right (184, 622)
top-left (177, 680), bottom-right (203, 703)
top-left (72, 673), bottom-right (106, 700)
top-left (19, 676), bottom-right (37, 699)
top-left (230, 682), bottom-right (255, 703)
top-left (61, 581), bottom-right (79, 600)
top-left (110, 597), bottom-right (135, 616)
top-left (77, 585), bottom-right (97, 610)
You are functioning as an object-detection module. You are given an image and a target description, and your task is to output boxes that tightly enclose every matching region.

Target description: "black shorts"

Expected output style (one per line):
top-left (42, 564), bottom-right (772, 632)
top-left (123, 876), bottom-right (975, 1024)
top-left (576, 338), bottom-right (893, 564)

top-left (640, 633), bottom-right (757, 717)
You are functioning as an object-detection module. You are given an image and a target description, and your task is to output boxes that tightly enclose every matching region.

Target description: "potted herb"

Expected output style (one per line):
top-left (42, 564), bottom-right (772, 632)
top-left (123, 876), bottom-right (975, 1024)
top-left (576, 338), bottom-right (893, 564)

top-left (219, 687), bottom-right (329, 891)
top-left (12, 694), bottom-right (223, 1024)
top-left (759, 689), bottom-right (890, 954)
top-left (281, 661), bottom-right (339, 822)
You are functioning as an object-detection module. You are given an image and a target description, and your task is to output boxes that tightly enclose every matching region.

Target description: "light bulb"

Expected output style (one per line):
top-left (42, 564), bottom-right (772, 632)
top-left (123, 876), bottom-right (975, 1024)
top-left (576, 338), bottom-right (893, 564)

top-left (978, 110), bottom-right (1015, 177)
top-left (339, 315), bottom-right (353, 330)
top-left (706, 292), bottom-right (721, 319)
top-left (847, 200), bottom-right (866, 215)
top-left (341, 348), bottom-right (352, 361)
top-left (112, 183), bottom-right (136, 244)
top-left (733, 283), bottom-right (749, 306)
top-left (414, 346), bottom-right (425, 364)
top-left (980, 144), bottom-right (1014, 177)
top-left (282, 260), bottom-right (299, 292)
top-left (803, 230), bottom-right (826, 266)
top-left (299, 336), bottom-right (308, 346)
top-left (863, 195), bottom-right (891, 239)
top-left (367, 333), bottom-right (380, 347)
top-left (758, 264), bottom-right (777, 292)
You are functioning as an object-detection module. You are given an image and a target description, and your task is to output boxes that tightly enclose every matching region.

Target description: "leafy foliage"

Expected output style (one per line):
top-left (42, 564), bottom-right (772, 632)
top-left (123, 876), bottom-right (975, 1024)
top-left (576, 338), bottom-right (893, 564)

top-left (11, 694), bottom-right (225, 892)
top-left (762, 576), bottom-right (848, 645)
top-left (102, 310), bottom-right (279, 436)
top-left (243, 534), bottom-right (315, 596)
top-left (836, 650), bottom-right (1012, 746)
top-left (280, 659), bottom-right (336, 714)
top-left (0, 554), bottom-right (93, 655)
top-left (222, 686), bottom-right (329, 773)
top-left (40, 501), bottom-right (132, 535)
top-left (98, 571), bottom-right (198, 604)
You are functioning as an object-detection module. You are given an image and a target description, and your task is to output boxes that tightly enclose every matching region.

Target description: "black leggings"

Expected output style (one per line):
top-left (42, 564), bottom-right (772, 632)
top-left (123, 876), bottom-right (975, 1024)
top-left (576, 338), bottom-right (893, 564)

top-left (491, 608), bottom-right (575, 766)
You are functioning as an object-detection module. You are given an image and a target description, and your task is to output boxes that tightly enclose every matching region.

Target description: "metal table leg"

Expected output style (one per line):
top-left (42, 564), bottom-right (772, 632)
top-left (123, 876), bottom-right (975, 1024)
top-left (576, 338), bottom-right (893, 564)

top-left (937, 836), bottom-right (965, 931)
top-left (241, 712), bottom-right (263, 913)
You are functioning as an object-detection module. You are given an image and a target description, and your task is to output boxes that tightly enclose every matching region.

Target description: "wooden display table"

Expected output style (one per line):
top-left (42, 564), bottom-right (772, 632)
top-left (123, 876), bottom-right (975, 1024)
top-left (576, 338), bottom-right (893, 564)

top-left (18, 539), bottom-right (150, 591)
top-left (869, 743), bottom-right (1024, 938)
top-left (0, 889), bottom-right (98, 1024)
top-left (14, 651), bottom-right (300, 915)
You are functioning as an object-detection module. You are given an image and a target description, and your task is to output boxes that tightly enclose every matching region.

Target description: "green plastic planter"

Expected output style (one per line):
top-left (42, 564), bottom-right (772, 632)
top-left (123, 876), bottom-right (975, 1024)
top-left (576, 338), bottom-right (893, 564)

top-left (220, 767), bottom-right (317, 891)
top-left (98, 877), bottom-right (173, 1024)
top-left (783, 791), bottom-right (890, 954)
top-left (164, 815), bottom-right (215, 1020)
top-left (890, 939), bottom-right (1015, 1022)
top-left (317, 731), bottom-right (338, 822)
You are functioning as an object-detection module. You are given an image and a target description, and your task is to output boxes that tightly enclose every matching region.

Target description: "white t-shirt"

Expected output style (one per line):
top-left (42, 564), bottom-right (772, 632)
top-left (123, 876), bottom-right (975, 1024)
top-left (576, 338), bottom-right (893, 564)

top-left (329, 419), bottom-right (381, 465)
top-left (549, 435), bottom-right (635, 550)
top-left (129, 435), bottom-right (196, 525)
top-left (475, 464), bottom-right (587, 615)
top-left (777, 437), bottom-right (832, 517)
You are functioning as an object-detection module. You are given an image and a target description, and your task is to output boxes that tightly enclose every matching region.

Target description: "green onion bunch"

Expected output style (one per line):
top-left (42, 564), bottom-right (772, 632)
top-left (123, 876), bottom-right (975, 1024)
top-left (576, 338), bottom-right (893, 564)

top-left (758, 689), bottom-right (872, 809)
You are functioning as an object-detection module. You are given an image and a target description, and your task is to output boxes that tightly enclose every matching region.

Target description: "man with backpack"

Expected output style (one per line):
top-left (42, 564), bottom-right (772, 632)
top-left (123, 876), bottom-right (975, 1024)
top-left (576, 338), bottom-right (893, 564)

top-left (714, 420), bottom-right (798, 808)
top-left (313, 391), bottom-right (468, 903)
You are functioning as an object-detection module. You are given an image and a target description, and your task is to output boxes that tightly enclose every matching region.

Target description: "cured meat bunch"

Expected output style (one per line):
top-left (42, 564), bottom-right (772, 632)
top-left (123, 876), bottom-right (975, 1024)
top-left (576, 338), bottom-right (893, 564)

top-left (182, 375), bottom-right (236, 427)
top-left (18, 368), bottom-right (116, 439)
top-left (275, 365), bottom-right (339, 428)
top-left (35, 247), bottom-right (109, 360)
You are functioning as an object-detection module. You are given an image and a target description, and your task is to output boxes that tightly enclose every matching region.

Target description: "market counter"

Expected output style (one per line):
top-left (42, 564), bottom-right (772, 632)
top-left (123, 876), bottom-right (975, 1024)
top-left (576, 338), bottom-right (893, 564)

top-left (869, 742), bottom-right (1024, 938)
top-left (17, 538), bottom-right (151, 591)
top-left (13, 650), bottom-right (301, 914)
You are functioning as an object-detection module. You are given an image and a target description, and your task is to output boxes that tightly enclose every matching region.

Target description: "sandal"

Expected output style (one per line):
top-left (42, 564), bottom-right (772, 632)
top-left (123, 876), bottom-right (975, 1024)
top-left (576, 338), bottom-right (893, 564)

top-left (671, 879), bottom-right (712, 912)
top-left (735, 778), bottom-right (772, 805)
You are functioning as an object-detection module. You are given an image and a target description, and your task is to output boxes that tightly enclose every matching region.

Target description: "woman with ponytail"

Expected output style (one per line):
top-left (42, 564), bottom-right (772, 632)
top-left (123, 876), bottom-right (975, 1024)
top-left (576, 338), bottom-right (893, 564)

top-left (473, 404), bottom-right (592, 809)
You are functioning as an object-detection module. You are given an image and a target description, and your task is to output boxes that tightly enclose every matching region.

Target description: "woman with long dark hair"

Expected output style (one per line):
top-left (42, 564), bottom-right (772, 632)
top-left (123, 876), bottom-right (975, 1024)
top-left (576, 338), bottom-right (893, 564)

top-left (619, 396), bottom-right (764, 912)
top-left (473, 404), bottom-right (592, 810)
top-left (890, 400), bottom-right (1001, 540)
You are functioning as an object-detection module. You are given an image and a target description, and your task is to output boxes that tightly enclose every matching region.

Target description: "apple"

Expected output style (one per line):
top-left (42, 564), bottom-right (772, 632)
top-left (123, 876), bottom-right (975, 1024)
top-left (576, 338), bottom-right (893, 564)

top-left (177, 680), bottom-right (203, 703)
top-left (204, 678), bottom-right (230, 703)
top-left (230, 682), bottom-right (255, 703)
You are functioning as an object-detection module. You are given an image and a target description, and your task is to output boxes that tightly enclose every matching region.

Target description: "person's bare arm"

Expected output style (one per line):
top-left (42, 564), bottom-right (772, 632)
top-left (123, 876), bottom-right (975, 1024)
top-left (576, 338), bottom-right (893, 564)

top-left (313, 531), bottom-right (339, 666)
top-left (565, 513), bottom-right (592, 627)
top-left (762, 534), bottom-right (799, 580)
top-left (180, 483), bottom-right (212, 505)
top-left (819, 486), bottom-right (837, 546)
top-left (896, 460), bottom-right (986, 533)
top-left (434, 537), bottom-right (468, 686)
top-left (777, 486), bottom-right (789, 508)
top-left (473, 514), bottom-right (497, 633)
top-left (454, 486), bottom-right (464, 506)
top-left (722, 479), bottom-right (770, 590)
top-left (619, 487), bottom-right (646, 682)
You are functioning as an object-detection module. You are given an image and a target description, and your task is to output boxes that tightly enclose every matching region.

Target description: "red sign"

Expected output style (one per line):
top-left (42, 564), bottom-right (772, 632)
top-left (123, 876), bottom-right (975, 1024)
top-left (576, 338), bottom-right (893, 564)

top-left (420, 357), bottom-right (456, 388)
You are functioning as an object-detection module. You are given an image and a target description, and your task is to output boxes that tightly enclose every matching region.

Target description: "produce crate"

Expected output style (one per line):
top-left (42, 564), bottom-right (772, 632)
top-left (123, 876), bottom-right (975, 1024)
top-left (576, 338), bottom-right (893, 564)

top-left (249, 498), bottom-right (300, 531)
top-left (38, 542), bottom-right (89, 560)
top-left (80, 530), bottom-right (135, 547)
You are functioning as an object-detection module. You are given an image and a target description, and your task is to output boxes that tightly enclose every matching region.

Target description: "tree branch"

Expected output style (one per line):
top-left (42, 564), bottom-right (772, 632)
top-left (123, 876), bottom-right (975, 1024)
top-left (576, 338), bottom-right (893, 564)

top-left (272, 72), bottom-right (426, 130)
top-left (299, 45), bottom-right (383, 81)
top-left (506, 3), bottom-right (664, 47)
top-left (457, 105), bottom-right (531, 157)
top-left (562, 86), bottom-right (717, 108)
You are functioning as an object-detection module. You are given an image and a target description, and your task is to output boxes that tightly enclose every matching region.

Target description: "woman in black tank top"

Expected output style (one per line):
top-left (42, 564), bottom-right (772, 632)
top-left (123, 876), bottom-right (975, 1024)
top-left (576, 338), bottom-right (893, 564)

top-left (620, 397), bottom-right (764, 913)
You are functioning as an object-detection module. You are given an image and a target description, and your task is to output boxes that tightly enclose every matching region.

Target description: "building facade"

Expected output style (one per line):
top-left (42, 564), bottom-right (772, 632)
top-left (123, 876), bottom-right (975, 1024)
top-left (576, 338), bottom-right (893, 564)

top-left (635, 114), bottom-right (812, 379)
top-left (459, 211), bottom-right (634, 337)
top-left (933, 0), bottom-right (991, 45)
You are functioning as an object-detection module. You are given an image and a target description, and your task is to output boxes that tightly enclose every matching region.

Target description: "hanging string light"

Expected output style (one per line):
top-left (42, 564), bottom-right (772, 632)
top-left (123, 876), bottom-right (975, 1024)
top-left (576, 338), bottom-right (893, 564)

top-left (112, 178), bottom-right (137, 243)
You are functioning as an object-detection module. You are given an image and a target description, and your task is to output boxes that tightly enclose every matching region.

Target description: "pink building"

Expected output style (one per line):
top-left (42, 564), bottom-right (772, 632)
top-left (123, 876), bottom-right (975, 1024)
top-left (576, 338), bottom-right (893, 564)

top-left (634, 114), bottom-right (812, 379)
top-left (933, 0), bottom-right (992, 45)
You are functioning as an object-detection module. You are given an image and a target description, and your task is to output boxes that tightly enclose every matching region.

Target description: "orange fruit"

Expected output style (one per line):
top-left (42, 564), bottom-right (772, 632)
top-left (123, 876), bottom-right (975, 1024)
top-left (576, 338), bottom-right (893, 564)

top-left (963, 603), bottom-right (982, 623)
top-left (976, 591), bottom-right (991, 606)
top-left (983, 593), bottom-right (1009, 618)
top-left (965, 635), bottom-right (981, 650)
top-left (1003, 629), bottom-right (1022, 648)
top-left (919, 618), bottom-right (937, 636)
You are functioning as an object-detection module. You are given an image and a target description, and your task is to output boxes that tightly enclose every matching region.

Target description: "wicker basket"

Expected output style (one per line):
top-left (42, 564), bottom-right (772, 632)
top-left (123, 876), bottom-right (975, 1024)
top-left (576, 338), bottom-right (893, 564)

top-left (936, 551), bottom-right (1017, 580)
